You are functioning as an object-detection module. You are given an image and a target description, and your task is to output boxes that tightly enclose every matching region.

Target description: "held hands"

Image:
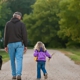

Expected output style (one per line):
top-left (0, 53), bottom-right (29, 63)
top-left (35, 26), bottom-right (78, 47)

top-left (4, 47), bottom-right (8, 53)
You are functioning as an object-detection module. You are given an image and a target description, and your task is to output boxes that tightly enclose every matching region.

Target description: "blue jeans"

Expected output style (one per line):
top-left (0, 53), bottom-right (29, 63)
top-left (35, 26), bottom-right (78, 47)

top-left (7, 42), bottom-right (24, 76)
top-left (37, 61), bottom-right (47, 79)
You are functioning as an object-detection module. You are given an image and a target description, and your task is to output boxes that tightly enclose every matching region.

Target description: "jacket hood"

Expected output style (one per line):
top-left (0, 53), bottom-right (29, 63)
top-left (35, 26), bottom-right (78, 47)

top-left (11, 17), bottom-right (20, 23)
top-left (40, 47), bottom-right (44, 52)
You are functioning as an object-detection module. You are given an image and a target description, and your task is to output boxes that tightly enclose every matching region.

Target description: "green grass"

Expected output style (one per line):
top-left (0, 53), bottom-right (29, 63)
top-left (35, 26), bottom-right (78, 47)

top-left (0, 51), bottom-right (10, 63)
top-left (69, 54), bottom-right (80, 61)
top-left (58, 48), bottom-right (80, 64)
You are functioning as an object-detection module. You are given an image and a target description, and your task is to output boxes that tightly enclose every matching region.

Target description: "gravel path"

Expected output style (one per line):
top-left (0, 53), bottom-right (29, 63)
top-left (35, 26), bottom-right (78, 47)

top-left (0, 49), bottom-right (80, 80)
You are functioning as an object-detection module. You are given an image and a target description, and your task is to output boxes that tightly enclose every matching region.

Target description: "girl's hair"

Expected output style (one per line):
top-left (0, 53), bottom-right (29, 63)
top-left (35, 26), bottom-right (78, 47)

top-left (34, 41), bottom-right (46, 51)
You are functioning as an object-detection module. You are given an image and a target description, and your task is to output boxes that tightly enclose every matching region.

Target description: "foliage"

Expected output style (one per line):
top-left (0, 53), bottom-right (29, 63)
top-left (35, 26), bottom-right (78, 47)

top-left (7, 0), bottom-right (36, 15)
top-left (0, 0), bottom-right (80, 48)
top-left (58, 0), bottom-right (80, 46)
top-left (0, 1), bottom-right (11, 42)
top-left (0, 0), bottom-right (35, 47)
top-left (0, 2), bottom-right (11, 27)
top-left (23, 0), bottom-right (63, 47)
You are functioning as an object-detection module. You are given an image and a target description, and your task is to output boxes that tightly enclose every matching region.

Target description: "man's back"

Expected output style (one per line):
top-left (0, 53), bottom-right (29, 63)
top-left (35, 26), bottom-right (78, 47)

top-left (4, 17), bottom-right (27, 47)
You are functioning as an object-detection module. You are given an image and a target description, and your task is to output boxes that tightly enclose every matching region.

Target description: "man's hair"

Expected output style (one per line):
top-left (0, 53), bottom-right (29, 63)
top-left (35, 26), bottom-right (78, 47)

top-left (13, 12), bottom-right (22, 18)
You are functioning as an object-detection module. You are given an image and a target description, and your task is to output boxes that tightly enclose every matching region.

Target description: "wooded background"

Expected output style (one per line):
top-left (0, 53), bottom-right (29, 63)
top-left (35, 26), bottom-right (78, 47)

top-left (0, 0), bottom-right (80, 48)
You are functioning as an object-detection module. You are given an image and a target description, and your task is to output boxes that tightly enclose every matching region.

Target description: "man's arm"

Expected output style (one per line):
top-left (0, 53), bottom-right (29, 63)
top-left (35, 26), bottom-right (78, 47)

top-left (21, 23), bottom-right (27, 53)
top-left (4, 23), bottom-right (8, 53)
top-left (22, 23), bottom-right (27, 46)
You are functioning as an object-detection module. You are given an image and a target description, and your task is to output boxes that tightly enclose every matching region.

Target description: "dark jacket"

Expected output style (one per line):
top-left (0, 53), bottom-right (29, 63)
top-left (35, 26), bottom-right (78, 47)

top-left (4, 17), bottom-right (27, 47)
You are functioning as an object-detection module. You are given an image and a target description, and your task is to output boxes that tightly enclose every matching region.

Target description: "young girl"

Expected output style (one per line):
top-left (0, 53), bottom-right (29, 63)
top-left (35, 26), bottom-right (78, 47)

top-left (33, 41), bottom-right (51, 80)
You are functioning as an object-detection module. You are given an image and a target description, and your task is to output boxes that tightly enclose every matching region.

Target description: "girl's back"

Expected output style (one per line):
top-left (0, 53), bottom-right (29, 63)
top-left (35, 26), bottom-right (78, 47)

top-left (34, 49), bottom-right (51, 61)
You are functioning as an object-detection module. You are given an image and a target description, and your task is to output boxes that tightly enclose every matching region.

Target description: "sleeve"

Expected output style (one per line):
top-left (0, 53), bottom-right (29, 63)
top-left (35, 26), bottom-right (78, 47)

top-left (33, 50), bottom-right (38, 57)
top-left (45, 50), bottom-right (51, 58)
top-left (4, 23), bottom-right (8, 47)
top-left (21, 23), bottom-right (27, 47)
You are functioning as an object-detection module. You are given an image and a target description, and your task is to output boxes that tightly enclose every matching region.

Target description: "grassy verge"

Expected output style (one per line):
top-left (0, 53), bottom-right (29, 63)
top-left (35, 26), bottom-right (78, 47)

top-left (58, 48), bottom-right (80, 64)
top-left (0, 51), bottom-right (10, 63)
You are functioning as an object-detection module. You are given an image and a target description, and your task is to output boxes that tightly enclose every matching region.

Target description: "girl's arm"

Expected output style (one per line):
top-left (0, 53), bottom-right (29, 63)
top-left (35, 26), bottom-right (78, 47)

top-left (33, 50), bottom-right (38, 57)
top-left (45, 50), bottom-right (51, 58)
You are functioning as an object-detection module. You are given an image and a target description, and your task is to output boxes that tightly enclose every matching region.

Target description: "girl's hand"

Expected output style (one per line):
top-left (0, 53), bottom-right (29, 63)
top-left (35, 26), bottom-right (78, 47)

top-left (48, 58), bottom-right (51, 61)
top-left (48, 53), bottom-right (55, 61)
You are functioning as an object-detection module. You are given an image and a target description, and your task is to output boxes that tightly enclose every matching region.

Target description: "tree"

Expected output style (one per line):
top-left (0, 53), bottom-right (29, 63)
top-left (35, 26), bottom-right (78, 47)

top-left (0, 2), bottom-right (11, 27)
top-left (7, 0), bottom-right (36, 15)
top-left (0, 1), bottom-right (11, 48)
top-left (0, 1), bottom-right (11, 36)
top-left (23, 0), bottom-right (64, 47)
top-left (58, 0), bottom-right (80, 47)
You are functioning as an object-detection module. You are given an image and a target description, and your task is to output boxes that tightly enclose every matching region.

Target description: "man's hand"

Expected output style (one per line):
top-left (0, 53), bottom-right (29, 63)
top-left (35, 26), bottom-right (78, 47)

top-left (24, 47), bottom-right (27, 53)
top-left (4, 47), bottom-right (8, 53)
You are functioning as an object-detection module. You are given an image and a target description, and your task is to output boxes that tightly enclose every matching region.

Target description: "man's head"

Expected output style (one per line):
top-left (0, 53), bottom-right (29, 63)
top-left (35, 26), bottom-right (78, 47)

top-left (13, 12), bottom-right (22, 20)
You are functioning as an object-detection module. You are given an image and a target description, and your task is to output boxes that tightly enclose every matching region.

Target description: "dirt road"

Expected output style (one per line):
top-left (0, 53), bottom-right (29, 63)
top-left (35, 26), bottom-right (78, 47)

top-left (0, 49), bottom-right (80, 80)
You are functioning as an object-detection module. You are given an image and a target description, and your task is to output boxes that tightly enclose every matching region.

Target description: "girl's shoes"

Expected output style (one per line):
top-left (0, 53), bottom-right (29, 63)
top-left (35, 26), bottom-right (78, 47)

top-left (44, 73), bottom-right (48, 79)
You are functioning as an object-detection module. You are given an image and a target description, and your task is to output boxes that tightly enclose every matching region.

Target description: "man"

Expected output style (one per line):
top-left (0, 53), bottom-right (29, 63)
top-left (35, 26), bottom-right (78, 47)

top-left (4, 12), bottom-right (27, 80)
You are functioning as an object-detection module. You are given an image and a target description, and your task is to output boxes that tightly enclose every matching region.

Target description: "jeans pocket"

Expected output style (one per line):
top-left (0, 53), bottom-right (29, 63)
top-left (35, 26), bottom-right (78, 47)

top-left (18, 42), bottom-right (24, 48)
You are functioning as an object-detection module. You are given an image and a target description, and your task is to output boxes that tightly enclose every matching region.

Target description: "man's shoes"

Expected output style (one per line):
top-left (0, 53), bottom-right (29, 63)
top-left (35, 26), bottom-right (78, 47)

top-left (44, 73), bottom-right (48, 79)
top-left (12, 76), bottom-right (16, 80)
top-left (17, 75), bottom-right (21, 80)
